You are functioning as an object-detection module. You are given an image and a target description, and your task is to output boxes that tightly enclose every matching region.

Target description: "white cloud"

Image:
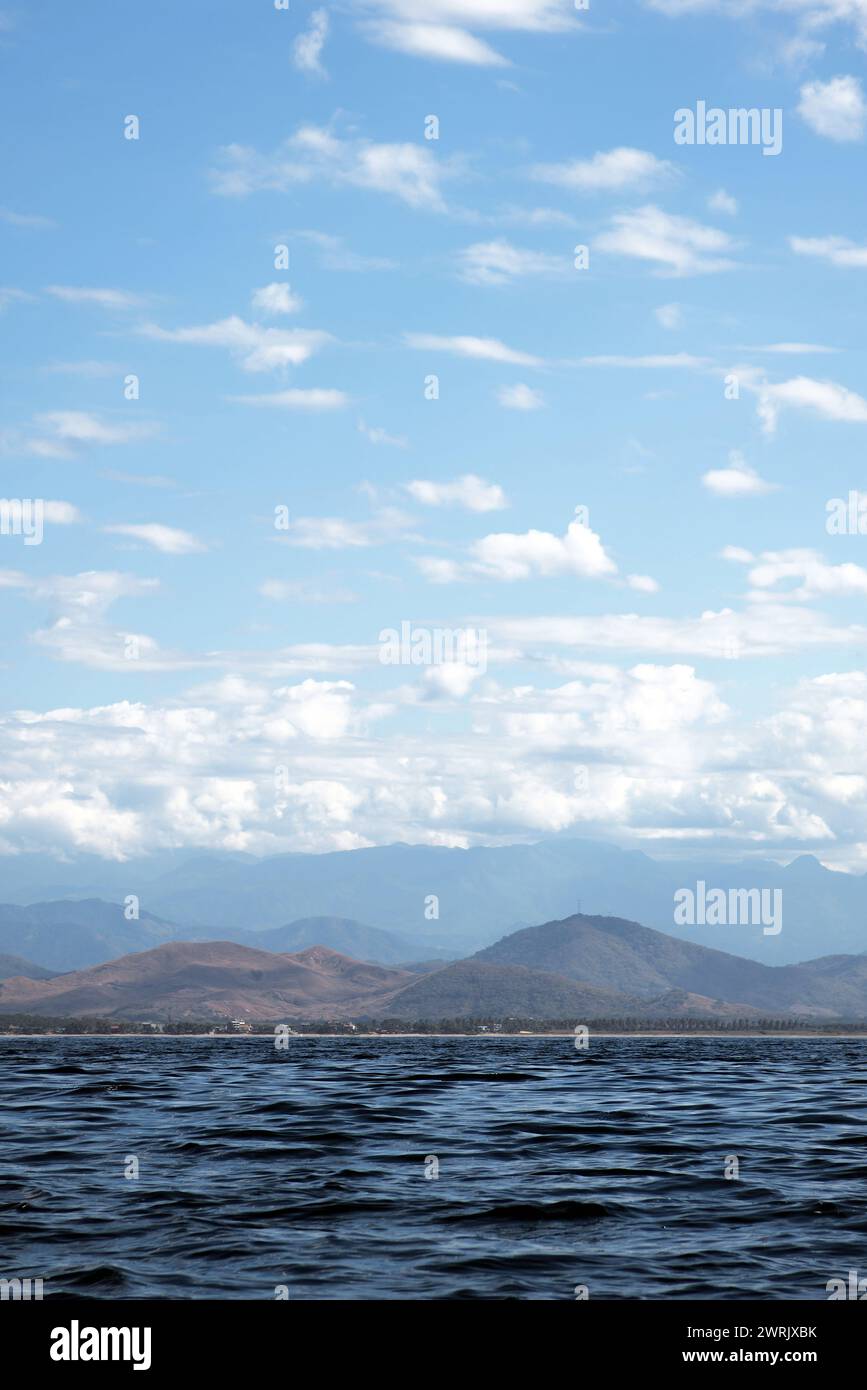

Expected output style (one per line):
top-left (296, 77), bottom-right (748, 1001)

top-left (457, 238), bottom-right (567, 285)
top-left (357, 419), bottom-right (408, 446)
top-left (251, 283), bottom-right (303, 315)
top-left (0, 287), bottom-right (33, 311)
top-left (531, 147), bottom-right (674, 192)
top-left (0, 208), bottom-right (56, 229)
top-left (404, 474), bottom-right (507, 511)
top-left (260, 579), bottom-right (359, 604)
top-left (748, 341), bottom-right (838, 354)
top-left (359, 0), bottom-right (576, 68)
top-left (485, 604), bottom-right (866, 659)
top-left (581, 352), bottom-right (707, 369)
top-left (708, 188), bottom-right (738, 215)
top-left (497, 382), bottom-right (545, 409)
top-left (283, 507), bottom-right (415, 549)
top-left (211, 124), bottom-right (452, 211)
top-left (104, 523), bottom-right (207, 555)
top-left (627, 574), bottom-right (660, 593)
top-left (45, 286), bottom-right (144, 310)
top-left (790, 234), bottom-right (867, 268)
top-left (42, 501), bottom-right (83, 524)
top-left (0, 499), bottom-right (82, 527)
top-left (702, 450), bottom-right (777, 497)
top-left (756, 376), bottom-right (867, 434)
top-left (598, 205), bottom-right (739, 276)
top-left (141, 316), bottom-right (331, 372)
top-left (365, 20), bottom-right (509, 65)
top-left (293, 230), bottom-right (398, 272)
top-left (293, 8), bottom-right (329, 75)
top-left (747, 548), bottom-right (867, 600)
top-left (798, 75), bottom-right (866, 141)
top-left (419, 511), bottom-right (619, 582)
top-left (11, 411), bottom-right (155, 459)
top-left (655, 302), bottom-right (683, 329)
top-left (404, 332), bottom-right (542, 366)
top-left (229, 388), bottom-right (349, 410)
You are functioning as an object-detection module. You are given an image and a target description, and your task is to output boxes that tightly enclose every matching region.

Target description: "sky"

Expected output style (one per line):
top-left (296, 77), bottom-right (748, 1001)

top-left (2, 0), bottom-right (867, 866)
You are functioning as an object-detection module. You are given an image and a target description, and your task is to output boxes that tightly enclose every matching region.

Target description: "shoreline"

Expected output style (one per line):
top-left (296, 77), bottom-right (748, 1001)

top-left (2, 1031), bottom-right (867, 1040)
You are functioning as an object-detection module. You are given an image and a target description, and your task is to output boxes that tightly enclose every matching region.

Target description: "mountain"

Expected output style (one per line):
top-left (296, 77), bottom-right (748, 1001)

top-left (243, 917), bottom-right (434, 964)
top-left (0, 953), bottom-right (56, 981)
top-left (386, 959), bottom-right (641, 1020)
top-left (0, 900), bottom-right (188, 971)
top-left (7, 909), bottom-right (867, 1022)
top-left (0, 901), bottom-right (435, 973)
top-left (2, 836), bottom-right (864, 963)
top-left (0, 942), bottom-right (417, 1021)
top-left (474, 914), bottom-right (867, 1017)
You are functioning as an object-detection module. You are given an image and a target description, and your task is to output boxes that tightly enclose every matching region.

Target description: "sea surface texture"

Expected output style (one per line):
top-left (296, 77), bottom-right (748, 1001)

top-left (1, 1036), bottom-right (865, 1300)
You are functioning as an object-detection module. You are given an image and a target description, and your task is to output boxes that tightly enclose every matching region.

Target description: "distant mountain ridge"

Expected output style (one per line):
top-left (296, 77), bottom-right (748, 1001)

top-left (1, 837), bottom-right (864, 963)
top-left (0, 903), bottom-right (427, 973)
top-left (4, 912), bottom-right (867, 1022)
top-left (0, 953), bottom-right (56, 981)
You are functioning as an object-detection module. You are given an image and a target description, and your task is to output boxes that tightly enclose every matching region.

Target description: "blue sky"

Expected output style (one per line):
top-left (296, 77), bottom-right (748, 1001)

top-left (3, 0), bottom-right (867, 864)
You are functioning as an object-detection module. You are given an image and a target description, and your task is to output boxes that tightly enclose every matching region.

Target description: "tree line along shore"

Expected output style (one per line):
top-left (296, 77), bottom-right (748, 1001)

top-left (1, 1014), bottom-right (867, 1036)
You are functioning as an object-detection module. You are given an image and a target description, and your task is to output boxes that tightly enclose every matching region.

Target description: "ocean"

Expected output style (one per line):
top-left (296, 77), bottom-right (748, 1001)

top-left (1, 1035), bottom-right (865, 1300)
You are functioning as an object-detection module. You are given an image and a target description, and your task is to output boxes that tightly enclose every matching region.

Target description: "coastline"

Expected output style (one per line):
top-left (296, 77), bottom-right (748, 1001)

top-left (3, 1031), bottom-right (867, 1040)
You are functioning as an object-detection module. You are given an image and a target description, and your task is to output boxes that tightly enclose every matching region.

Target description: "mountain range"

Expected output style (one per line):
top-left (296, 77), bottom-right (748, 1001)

top-left (3, 911), bottom-right (867, 1023)
top-left (0, 836), bottom-right (864, 964)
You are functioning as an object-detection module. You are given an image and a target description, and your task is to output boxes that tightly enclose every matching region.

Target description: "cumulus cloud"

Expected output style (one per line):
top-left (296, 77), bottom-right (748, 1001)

top-left (251, 283), bottom-right (303, 315)
top-left (597, 204), bottom-right (739, 276)
top-left (531, 147), bottom-right (674, 192)
top-left (418, 510), bottom-right (619, 582)
top-left (496, 382), bottom-right (545, 409)
top-left (755, 375), bottom-right (867, 434)
top-left (211, 123), bottom-right (453, 211)
top-left (790, 234), bottom-right (867, 268)
top-left (798, 75), bottom-right (866, 141)
top-left (746, 548), bottom-right (867, 600)
top-left (141, 316), bottom-right (331, 372)
top-left (456, 238), bottom-right (567, 285)
top-left (702, 450), bottom-right (777, 496)
top-left (404, 474), bottom-right (507, 511)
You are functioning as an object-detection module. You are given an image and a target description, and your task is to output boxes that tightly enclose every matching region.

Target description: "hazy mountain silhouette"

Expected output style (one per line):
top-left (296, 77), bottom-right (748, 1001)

top-left (1, 838), bottom-right (862, 963)
top-left (4, 912), bottom-right (867, 1022)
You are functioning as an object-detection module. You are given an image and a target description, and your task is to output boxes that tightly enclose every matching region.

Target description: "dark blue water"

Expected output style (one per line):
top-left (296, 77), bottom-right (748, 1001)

top-left (1, 1036), bottom-right (865, 1299)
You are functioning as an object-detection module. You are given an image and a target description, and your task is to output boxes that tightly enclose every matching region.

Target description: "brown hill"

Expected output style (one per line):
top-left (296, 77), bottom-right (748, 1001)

top-left (387, 959), bottom-right (641, 1020)
top-left (0, 941), bottom-right (416, 1021)
top-left (474, 914), bottom-right (867, 1017)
